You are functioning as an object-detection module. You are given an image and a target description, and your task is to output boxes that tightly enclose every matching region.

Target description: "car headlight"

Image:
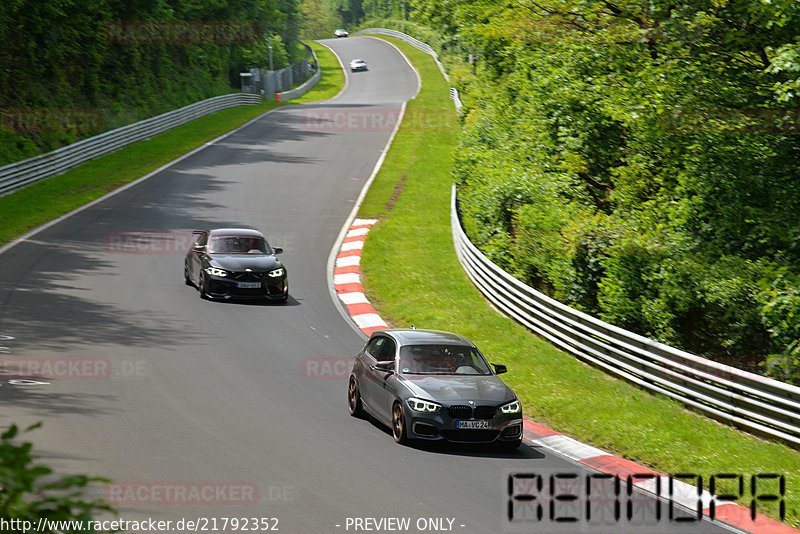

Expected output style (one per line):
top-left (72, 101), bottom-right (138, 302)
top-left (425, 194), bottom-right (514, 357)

top-left (407, 397), bottom-right (442, 413)
top-left (205, 267), bottom-right (227, 277)
top-left (500, 399), bottom-right (521, 414)
top-left (268, 268), bottom-right (284, 278)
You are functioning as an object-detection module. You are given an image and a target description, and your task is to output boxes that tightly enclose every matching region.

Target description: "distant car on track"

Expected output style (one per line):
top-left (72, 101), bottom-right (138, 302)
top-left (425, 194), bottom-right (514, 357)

top-left (349, 59), bottom-right (367, 72)
top-left (334, 29), bottom-right (349, 38)
top-left (184, 228), bottom-right (288, 302)
top-left (348, 329), bottom-right (523, 449)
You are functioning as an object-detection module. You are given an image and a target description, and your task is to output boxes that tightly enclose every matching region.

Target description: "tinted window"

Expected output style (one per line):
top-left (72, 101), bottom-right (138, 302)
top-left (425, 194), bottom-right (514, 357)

top-left (365, 337), bottom-right (383, 358)
top-left (398, 344), bottom-right (491, 375)
top-left (208, 235), bottom-right (269, 254)
top-left (378, 338), bottom-right (396, 362)
top-left (365, 337), bottom-right (395, 362)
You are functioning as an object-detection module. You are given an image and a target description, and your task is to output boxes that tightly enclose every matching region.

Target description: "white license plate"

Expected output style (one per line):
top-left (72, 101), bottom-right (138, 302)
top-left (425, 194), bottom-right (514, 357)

top-left (237, 282), bottom-right (261, 288)
top-left (456, 420), bottom-right (490, 430)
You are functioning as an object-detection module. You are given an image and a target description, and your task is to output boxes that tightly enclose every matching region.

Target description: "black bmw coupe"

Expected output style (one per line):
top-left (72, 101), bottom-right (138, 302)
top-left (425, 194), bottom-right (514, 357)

top-left (184, 228), bottom-right (288, 301)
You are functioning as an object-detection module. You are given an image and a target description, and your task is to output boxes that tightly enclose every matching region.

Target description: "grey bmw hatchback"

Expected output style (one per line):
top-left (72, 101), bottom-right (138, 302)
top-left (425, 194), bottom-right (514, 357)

top-left (348, 329), bottom-right (523, 449)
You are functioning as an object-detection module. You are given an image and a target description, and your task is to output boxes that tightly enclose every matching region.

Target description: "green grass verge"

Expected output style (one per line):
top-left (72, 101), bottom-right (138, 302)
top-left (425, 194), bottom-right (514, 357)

top-left (358, 36), bottom-right (800, 527)
top-left (0, 42), bottom-right (342, 248)
top-left (302, 42), bottom-right (345, 102)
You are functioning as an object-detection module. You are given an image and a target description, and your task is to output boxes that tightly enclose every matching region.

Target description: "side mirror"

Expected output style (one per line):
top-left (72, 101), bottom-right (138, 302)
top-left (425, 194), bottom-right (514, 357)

top-left (374, 361), bottom-right (395, 374)
top-left (492, 363), bottom-right (507, 375)
top-left (272, 246), bottom-right (283, 254)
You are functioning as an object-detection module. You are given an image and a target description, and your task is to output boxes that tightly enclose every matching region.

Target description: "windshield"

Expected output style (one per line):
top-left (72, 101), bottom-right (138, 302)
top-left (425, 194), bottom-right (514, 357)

top-left (398, 344), bottom-right (492, 376)
top-left (208, 235), bottom-right (270, 255)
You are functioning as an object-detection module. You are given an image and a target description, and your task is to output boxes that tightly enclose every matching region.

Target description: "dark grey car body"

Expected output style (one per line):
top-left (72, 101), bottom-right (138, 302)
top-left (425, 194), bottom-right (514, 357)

top-left (348, 329), bottom-right (523, 448)
top-left (184, 228), bottom-right (288, 301)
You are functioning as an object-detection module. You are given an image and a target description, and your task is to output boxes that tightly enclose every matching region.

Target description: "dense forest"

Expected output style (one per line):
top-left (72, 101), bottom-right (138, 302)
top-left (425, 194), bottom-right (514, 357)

top-left (310, 0), bottom-right (800, 382)
top-left (0, 0), bottom-right (302, 165)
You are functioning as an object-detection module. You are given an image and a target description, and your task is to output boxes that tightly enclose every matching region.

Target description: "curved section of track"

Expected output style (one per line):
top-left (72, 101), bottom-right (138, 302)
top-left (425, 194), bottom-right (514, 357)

top-left (0, 37), bottom-right (734, 533)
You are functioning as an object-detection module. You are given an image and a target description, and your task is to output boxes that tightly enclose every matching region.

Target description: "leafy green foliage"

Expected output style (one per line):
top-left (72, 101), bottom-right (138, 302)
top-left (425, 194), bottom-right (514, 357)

top-left (0, 423), bottom-right (114, 532)
top-left (0, 0), bottom-right (302, 166)
top-left (759, 268), bottom-right (800, 382)
top-left (300, 0), bottom-right (342, 39)
top-left (242, 35), bottom-right (290, 71)
top-left (399, 0), bottom-right (800, 380)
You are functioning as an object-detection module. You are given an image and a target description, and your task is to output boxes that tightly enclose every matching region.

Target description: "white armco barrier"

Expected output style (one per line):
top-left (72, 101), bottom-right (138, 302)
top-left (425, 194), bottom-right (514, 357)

top-left (0, 93), bottom-right (261, 196)
top-left (451, 185), bottom-right (800, 447)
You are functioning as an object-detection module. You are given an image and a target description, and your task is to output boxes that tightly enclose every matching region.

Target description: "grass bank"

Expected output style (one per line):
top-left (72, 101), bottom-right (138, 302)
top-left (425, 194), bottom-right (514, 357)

top-left (357, 36), bottom-right (800, 527)
top-left (0, 42), bottom-right (341, 248)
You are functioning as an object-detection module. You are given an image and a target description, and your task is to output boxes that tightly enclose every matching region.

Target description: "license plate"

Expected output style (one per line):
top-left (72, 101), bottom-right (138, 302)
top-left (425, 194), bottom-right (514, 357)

top-left (237, 282), bottom-right (261, 288)
top-left (456, 420), bottom-right (490, 430)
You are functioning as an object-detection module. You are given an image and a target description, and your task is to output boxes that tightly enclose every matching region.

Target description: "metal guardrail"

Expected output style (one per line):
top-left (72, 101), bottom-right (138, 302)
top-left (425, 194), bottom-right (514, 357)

top-left (449, 88), bottom-right (463, 113)
top-left (246, 41), bottom-right (320, 99)
top-left (278, 43), bottom-right (321, 102)
top-left (354, 28), bottom-right (463, 113)
top-left (0, 93), bottom-right (261, 197)
top-left (451, 185), bottom-right (800, 447)
top-left (353, 28), bottom-right (450, 82)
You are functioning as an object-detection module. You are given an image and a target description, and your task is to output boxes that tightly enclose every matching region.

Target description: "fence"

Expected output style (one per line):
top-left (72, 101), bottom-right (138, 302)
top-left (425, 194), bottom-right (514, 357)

top-left (277, 43), bottom-right (321, 102)
top-left (451, 185), bottom-right (800, 447)
top-left (242, 41), bottom-right (320, 100)
top-left (0, 93), bottom-right (260, 197)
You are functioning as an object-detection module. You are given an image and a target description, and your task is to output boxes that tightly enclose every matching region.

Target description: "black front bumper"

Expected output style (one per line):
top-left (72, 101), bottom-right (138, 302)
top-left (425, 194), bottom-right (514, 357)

top-left (406, 405), bottom-right (523, 444)
top-left (206, 275), bottom-right (287, 300)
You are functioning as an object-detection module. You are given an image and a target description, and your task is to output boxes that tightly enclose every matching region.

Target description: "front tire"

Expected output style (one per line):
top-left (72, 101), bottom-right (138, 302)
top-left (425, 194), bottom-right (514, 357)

top-left (184, 264), bottom-right (193, 286)
top-left (392, 402), bottom-right (408, 444)
top-left (348, 377), bottom-right (364, 417)
top-left (199, 274), bottom-right (210, 300)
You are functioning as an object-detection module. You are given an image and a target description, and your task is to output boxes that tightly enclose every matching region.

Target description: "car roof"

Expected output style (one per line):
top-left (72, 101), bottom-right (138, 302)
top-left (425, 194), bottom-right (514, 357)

top-left (374, 329), bottom-right (475, 347)
top-left (208, 228), bottom-right (265, 237)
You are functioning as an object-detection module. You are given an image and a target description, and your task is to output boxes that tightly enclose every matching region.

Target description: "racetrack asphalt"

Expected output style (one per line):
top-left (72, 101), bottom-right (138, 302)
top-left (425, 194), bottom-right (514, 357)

top-left (0, 36), bottom-right (738, 533)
